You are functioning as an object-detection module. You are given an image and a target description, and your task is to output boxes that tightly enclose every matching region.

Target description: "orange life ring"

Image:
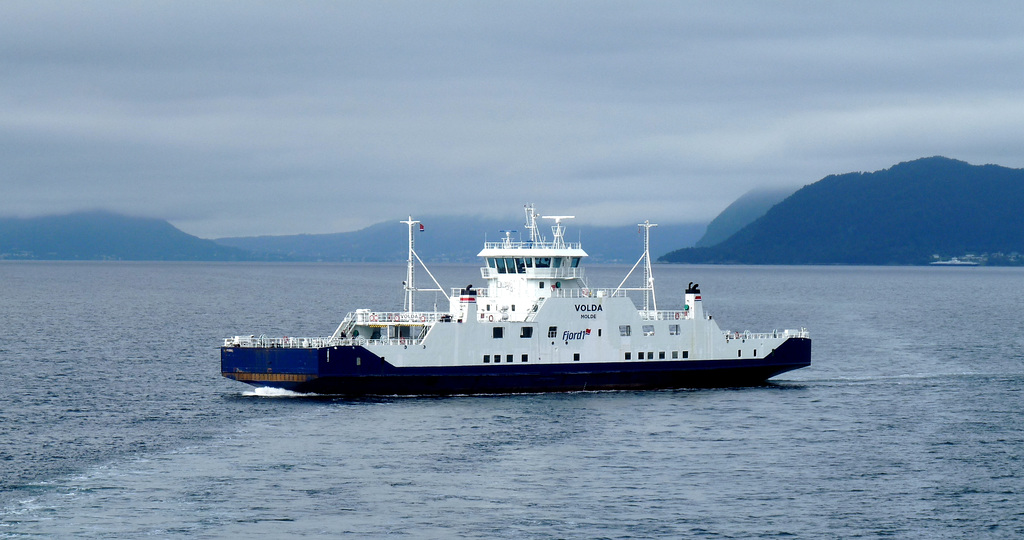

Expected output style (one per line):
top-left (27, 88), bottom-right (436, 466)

top-left (675, 312), bottom-right (680, 319)
top-left (420, 315), bottom-right (427, 322)
top-left (488, 315), bottom-right (494, 322)
top-left (370, 313), bottom-right (378, 322)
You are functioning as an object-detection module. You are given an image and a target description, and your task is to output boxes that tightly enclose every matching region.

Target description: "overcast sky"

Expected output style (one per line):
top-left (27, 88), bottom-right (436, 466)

top-left (3, 1), bottom-right (1023, 238)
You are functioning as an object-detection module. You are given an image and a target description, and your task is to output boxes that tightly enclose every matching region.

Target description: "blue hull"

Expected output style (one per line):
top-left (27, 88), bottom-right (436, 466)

top-left (221, 338), bottom-right (810, 395)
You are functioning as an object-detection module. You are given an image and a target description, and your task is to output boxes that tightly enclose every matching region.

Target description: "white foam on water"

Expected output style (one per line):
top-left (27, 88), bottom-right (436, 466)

top-left (242, 386), bottom-right (316, 398)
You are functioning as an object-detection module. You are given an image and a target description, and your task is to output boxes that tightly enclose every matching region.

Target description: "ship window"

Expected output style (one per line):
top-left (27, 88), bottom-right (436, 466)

top-left (493, 327), bottom-right (504, 338)
top-left (648, 351), bottom-right (653, 359)
top-left (637, 352), bottom-right (644, 359)
top-left (548, 326), bottom-right (557, 338)
top-left (495, 258), bottom-right (507, 273)
top-left (483, 355), bottom-right (490, 363)
top-left (536, 257), bottom-right (551, 268)
top-left (573, 353), bottom-right (580, 362)
top-left (507, 354), bottom-right (514, 363)
top-left (539, 281), bottom-right (545, 289)
top-left (754, 349), bottom-right (757, 356)
top-left (487, 258), bottom-right (497, 268)
top-left (598, 329), bottom-right (602, 337)
top-left (511, 305), bottom-right (516, 311)
top-left (619, 325), bottom-right (631, 336)
top-left (505, 258), bottom-right (517, 273)
top-left (522, 354), bottom-right (528, 362)
top-left (521, 327), bottom-right (533, 338)
top-left (738, 350), bottom-right (742, 357)
top-left (552, 257), bottom-right (562, 268)
top-left (669, 324), bottom-right (680, 335)
top-left (642, 325), bottom-right (654, 336)
top-left (672, 351), bottom-right (678, 359)
top-left (625, 352), bottom-right (631, 360)
top-left (659, 351), bottom-right (665, 359)
top-left (683, 350), bottom-right (689, 359)
top-left (571, 257), bottom-right (581, 268)
top-left (514, 258), bottom-right (526, 272)
top-left (525, 258), bottom-right (533, 268)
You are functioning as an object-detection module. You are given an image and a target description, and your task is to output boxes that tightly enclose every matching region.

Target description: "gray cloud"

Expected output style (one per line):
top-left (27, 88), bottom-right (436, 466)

top-left (2, 1), bottom-right (1023, 237)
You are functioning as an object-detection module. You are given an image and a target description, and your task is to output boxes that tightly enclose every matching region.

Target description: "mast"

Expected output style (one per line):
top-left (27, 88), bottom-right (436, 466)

top-left (524, 204), bottom-right (543, 244)
top-left (639, 220), bottom-right (658, 312)
top-left (401, 216), bottom-right (419, 313)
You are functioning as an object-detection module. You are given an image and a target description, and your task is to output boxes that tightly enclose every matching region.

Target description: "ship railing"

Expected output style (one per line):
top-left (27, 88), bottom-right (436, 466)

top-left (353, 310), bottom-right (442, 325)
top-left (481, 240), bottom-right (583, 250)
top-left (223, 335), bottom-right (338, 349)
top-left (480, 267), bottom-right (585, 280)
top-left (451, 287), bottom-right (492, 298)
top-left (550, 287), bottom-right (626, 299)
top-left (223, 334), bottom-right (430, 348)
top-left (637, 310), bottom-right (696, 321)
top-left (722, 328), bottom-right (811, 341)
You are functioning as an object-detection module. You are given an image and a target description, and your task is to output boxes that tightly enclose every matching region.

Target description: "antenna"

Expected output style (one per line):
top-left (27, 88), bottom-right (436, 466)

top-left (500, 229), bottom-right (518, 247)
top-left (541, 215), bottom-right (574, 248)
top-left (524, 204), bottom-right (542, 244)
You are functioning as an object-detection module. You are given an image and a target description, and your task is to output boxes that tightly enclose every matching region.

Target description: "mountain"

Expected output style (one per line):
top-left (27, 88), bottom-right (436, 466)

top-left (0, 211), bottom-right (256, 261)
top-left (216, 217), bottom-right (707, 263)
top-left (694, 187), bottom-right (797, 247)
top-left (661, 157), bottom-right (1024, 265)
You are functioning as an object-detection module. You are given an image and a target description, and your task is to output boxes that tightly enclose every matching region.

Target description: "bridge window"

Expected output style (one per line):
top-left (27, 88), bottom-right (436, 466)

top-left (571, 257), bottom-right (581, 268)
top-left (505, 258), bottom-right (517, 273)
top-left (525, 258), bottom-right (533, 268)
top-left (536, 257), bottom-right (551, 268)
top-left (487, 258), bottom-right (497, 268)
top-left (495, 258), bottom-right (507, 273)
top-left (521, 327), bottom-right (533, 338)
top-left (493, 327), bottom-right (504, 338)
top-left (514, 258), bottom-right (526, 272)
top-left (552, 257), bottom-right (562, 268)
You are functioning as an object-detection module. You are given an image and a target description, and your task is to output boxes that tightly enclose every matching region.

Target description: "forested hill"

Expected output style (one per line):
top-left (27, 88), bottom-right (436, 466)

top-left (661, 157), bottom-right (1024, 265)
top-left (0, 211), bottom-right (255, 261)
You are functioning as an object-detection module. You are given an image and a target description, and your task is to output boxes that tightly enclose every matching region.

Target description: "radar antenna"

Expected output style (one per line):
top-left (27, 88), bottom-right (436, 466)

top-left (541, 215), bottom-right (575, 249)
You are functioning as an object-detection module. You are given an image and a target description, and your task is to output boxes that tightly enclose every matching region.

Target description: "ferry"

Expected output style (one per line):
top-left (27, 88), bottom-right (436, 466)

top-left (221, 205), bottom-right (810, 395)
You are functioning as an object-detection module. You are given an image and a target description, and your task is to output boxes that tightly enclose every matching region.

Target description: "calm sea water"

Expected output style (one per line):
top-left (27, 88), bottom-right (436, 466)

top-left (1, 262), bottom-right (1022, 538)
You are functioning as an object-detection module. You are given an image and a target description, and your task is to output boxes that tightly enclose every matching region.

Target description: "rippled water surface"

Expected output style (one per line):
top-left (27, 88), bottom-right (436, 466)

top-left (1, 262), bottom-right (1022, 538)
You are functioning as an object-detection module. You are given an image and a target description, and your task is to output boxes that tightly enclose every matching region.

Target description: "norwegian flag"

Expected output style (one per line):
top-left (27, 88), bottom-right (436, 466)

top-left (419, 223), bottom-right (425, 231)
top-left (585, 329), bottom-right (591, 335)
